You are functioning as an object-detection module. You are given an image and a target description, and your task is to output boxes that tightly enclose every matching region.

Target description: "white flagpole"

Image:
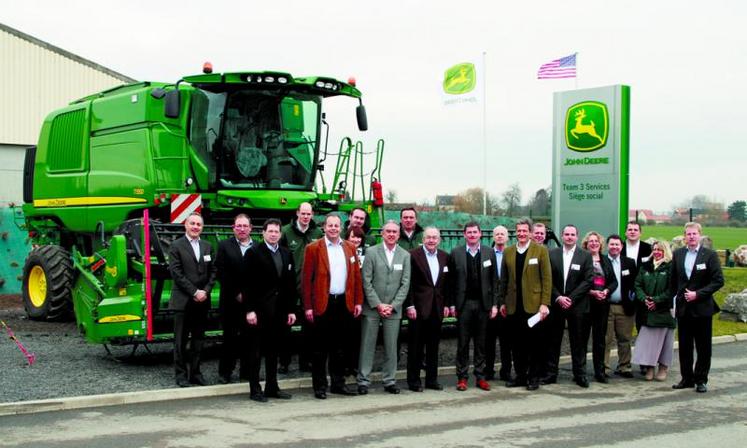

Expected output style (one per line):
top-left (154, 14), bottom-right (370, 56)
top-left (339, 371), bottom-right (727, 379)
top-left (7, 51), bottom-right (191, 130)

top-left (482, 51), bottom-right (488, 215)
top-left (575, 52), bottom-right (579, 90)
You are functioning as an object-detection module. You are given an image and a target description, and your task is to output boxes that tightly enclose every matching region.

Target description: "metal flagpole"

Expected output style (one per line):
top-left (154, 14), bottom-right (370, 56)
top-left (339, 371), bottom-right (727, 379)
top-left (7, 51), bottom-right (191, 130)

top-left (482, 51), bottom-right (488, 215)
top-left (574, 52), bottom-right (579, 90)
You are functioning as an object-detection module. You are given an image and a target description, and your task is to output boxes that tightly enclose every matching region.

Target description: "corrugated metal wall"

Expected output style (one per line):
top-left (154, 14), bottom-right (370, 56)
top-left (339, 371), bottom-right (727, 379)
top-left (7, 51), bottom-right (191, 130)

top-left (0, 26), bottom-right (130, 145)
top-left (0, 23), bottom-right (134, 204)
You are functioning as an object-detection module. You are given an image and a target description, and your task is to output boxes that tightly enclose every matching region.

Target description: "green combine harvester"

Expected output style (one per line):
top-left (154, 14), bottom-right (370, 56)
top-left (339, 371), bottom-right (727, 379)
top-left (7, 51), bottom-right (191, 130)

top-left (20, 65), bottom-right (384, 347)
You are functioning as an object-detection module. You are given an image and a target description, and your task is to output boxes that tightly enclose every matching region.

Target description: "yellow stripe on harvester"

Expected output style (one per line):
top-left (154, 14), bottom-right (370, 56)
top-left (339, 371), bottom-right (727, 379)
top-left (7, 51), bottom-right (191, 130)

top-left (98, 315), bottom-right (141, 323)
top-left (33, 197), bottom-right (148, 207)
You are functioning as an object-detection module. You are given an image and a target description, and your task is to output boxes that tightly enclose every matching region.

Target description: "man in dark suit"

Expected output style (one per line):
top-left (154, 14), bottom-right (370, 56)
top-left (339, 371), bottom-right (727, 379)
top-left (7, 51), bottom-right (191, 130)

top-left (621, 221), bottom-right (653, 268)
top-left (670, 222), bottom-right (724, 393)
top-left (244, 218), bottom-right (297, 402)
top-left (546, 224), bottom-right (594, 387)
top-left (499, 219), bottom-right (552, 391)
top-left (215, 214), bottom-right (253, 384)
top-left (449, 221), bottom-right (499, 392)
top-left (622, 221), bottom-right (653, 335)
top-left (302, 214), bottom-right (363, 399)
top-left (603, 234), bottom-right (638, 378)
top-left (405, 226), bottom-right (450, 392)
top-left (168, 212), bottom-right (217, 387)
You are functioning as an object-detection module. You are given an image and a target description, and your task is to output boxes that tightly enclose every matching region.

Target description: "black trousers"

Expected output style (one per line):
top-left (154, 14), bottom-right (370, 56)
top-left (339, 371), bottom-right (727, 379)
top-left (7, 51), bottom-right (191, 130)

top-left (509, 310), bottom-right (545, 383)
top-left (485, 316), bottom-right (512, 379)
top-left (677, 315), bottom-right (713, 384)
top-left (546, 307), bottom-right (591, 379)
top-left (311, 297), bottom-right (356, 392)
top-left (407, 312), bottom-right (443, 387)
top-left (589, 300), bottom-right (610, 376)
top-left (456, 301), bottom-right (488, 380)
top-left (218, 304), bottom-right (250, 380)
top-left (173, 300), bottom-right (208, 381)
top-left (248, 320), bottom-right (284, 394)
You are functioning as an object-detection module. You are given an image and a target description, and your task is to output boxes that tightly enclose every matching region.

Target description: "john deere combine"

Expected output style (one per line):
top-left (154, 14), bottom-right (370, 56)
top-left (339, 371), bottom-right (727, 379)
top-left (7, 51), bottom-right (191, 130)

top-left (20, 67), bottom-right (384, 345)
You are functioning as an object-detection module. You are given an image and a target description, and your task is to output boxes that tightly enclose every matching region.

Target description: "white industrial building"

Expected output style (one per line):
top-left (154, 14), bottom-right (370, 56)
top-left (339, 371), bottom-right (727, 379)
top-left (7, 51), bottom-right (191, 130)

top-left (0, 22), bottom-right (134, 204)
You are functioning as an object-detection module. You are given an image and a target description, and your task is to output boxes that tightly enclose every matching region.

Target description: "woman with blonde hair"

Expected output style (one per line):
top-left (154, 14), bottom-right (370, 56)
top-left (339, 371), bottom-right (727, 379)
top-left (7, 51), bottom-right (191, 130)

top-left (581, 231), bottom-right (618, 383)
top-left (632, 239), bottom-right (675, 381)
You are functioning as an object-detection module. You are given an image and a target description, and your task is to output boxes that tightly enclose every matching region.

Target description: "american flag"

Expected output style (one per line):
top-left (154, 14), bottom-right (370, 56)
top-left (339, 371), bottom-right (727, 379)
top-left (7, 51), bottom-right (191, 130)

top-left (537, 53), bottom-right (577, 79)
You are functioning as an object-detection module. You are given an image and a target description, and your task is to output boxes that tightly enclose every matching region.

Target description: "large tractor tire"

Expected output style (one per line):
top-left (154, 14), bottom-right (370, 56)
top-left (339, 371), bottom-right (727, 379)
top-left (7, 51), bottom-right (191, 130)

top-left (22, 245), bottom-right (74, 321)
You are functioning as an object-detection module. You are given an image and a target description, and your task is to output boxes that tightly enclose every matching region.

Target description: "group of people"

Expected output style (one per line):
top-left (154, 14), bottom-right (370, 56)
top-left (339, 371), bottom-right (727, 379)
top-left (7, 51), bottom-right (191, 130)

top-left (166, 204), bottom-right (724, 403)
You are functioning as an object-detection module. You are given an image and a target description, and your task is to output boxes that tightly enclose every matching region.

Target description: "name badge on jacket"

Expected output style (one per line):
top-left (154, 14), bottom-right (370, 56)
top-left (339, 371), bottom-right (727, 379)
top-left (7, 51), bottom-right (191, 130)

top-left (443, 266), bottom-right (449, 273)
top-left (528, 258), bottom-right (538, 265)
top-left (622, 269), bottom-right (630, 276)
top-left (571, 263), bottom-right (580, 271)
top-left (696, 263), bottom-right (706, 270)
top-left (393, 264), bottom-right (403, 271)
top-left (203, 255), bottom-right (212, 262)
top-left (350, 256), bottom-right (356, 264)
top-left (483, 259), bottom-right (492, 268)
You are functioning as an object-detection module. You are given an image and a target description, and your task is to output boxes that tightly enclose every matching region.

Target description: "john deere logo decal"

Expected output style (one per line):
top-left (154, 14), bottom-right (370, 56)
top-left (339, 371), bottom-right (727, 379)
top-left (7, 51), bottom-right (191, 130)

top-left (443, 63), bottom-right (476, 95)
top-left (565, 101), bottom-right (608, 151)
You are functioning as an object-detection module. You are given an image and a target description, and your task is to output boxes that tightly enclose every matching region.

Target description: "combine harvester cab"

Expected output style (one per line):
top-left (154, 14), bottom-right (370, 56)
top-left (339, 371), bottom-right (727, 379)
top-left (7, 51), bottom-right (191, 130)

top-left (20, 65), bottom-right (385, 346)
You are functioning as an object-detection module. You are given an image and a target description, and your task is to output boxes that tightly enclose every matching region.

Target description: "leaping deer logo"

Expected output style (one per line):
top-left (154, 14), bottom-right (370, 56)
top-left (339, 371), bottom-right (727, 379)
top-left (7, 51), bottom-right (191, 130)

top-left (570, 108), bottom-right (603, 143)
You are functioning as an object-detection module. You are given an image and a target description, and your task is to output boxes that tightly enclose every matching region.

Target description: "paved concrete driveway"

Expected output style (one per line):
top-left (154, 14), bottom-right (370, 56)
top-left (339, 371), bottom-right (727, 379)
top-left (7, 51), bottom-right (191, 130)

top-left (1, 341), bottom-right (745, 448)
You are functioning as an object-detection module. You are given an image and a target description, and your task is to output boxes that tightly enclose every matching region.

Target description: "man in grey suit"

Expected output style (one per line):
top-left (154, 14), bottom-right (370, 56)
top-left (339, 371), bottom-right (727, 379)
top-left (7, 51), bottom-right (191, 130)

top-left (449, 221), bottom-right (499, 392)
top-left (357, 221), bottom-right (411, 395)
top-left (168, 213), bottom-right (217, 387)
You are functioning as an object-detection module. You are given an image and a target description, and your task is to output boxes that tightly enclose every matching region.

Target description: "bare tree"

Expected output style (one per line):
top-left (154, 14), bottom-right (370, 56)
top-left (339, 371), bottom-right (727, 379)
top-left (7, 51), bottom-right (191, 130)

top-left (386, 190), bottom-right (398, 204)
top-left (501, 183), bottom-right (522, 217)
top-left (454, 187), bottom-right (498, 215)
top-left (528, 188), bottom-right (550, 217)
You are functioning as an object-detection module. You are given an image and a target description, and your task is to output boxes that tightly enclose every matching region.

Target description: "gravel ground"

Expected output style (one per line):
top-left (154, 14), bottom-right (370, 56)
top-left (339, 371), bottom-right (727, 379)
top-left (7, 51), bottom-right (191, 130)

top-left (1, 295), bottom-right (572, 403)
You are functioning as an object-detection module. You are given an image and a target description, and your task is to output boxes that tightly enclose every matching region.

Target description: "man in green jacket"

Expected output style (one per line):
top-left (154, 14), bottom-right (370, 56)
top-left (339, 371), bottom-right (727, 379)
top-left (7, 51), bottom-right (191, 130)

top-left (279, 202), bottom-right (322, 372)
top-left (398, 207), bottom-right (424, 251)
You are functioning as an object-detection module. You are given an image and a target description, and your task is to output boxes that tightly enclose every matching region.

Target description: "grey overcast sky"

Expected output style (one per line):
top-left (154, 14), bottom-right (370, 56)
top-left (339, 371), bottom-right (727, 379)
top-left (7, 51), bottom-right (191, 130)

top-left (3, 0), bottom-right (746, 211)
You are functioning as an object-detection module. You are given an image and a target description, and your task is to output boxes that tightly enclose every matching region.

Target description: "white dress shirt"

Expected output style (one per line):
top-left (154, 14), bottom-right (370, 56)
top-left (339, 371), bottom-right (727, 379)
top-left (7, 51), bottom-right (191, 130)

top-left (384, 244), bottom-right (397, 267)
top-left (326, 237), bottom-right (347, 294)
top-left (424, 246), bottom-right (440, 285)
top-left (188, 236), bottom-right (201, 260)
top-left (562, 245), bottom-right (576, 292)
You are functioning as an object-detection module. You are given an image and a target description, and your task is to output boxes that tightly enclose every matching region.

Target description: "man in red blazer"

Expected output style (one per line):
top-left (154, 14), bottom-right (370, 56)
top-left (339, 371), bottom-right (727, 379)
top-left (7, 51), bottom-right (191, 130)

top-left (302, 214), bottom-right (363, 399)
top-left (405, 227), bottom-right (451, 392)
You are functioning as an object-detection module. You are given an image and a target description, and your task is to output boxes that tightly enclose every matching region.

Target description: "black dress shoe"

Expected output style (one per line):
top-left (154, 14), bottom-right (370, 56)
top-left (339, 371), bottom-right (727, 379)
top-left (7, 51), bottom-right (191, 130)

top-left (540, 375), bottom-right (557, 385)
top-left (425, 382), bottom-right (444, 391)
top-left (176, 379), bottom-right (191, 388)
top-left (499, 373), bottom-right (512, 382)
top-left (526, 381), bottom-right (540, 391)
top-left (695, 383), bottom-right (708, 393)
top-left (408, 384), bottom-right (424, 392)
top-left (250, 392), bottom-right (268, 403)
top-left (330, 386), bottom-right (357, 396)
top-left (384, 384), bottom-right (401, 394)
top-left (357, 385), bottom-right (369, 395)
top-left (484, 372), bottom-right (496, 381)
top-left (266, 389), bottom-right (292, 399)
top-left (672, 380), bottom-right (695, 390)
top-left (614, 370), bottom-right (634, 379)
top-left (506, 378), bottom-right (527, 388)
top-left (314, 390), bottom-right (327, 399)
top-left (575, 377), bottom-right (590, 388)
top-left (594, 374), bottom-right (608, 384)
top-left (190, 375), bottom-right (208, 386)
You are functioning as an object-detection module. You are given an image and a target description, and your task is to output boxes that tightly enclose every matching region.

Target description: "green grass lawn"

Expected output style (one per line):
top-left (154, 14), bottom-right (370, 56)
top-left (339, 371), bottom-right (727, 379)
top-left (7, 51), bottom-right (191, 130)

top-left (713, 267), bottom-right (747, 336)
top-left (645, 225), bottom-right (746, 251)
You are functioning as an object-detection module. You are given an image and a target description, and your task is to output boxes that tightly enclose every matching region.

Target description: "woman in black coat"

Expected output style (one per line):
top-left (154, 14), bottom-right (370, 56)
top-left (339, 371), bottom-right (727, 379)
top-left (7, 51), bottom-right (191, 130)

top-left (582, 231), bottom-right (618, 383)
